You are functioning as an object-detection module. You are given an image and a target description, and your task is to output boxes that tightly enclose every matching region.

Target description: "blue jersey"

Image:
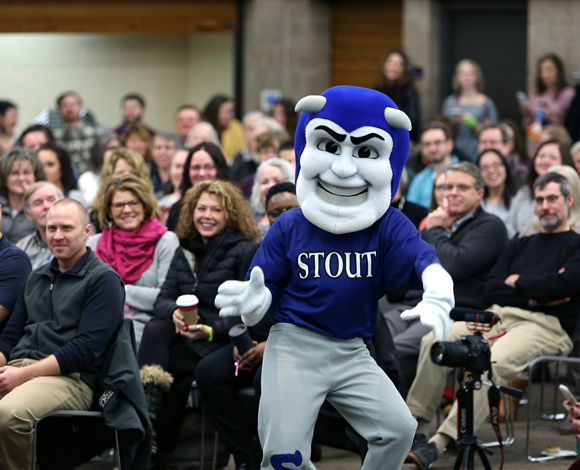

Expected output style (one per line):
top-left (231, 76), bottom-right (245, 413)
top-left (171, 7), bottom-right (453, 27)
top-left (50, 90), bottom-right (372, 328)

top-left (248, 208), bottom-right (440, 340)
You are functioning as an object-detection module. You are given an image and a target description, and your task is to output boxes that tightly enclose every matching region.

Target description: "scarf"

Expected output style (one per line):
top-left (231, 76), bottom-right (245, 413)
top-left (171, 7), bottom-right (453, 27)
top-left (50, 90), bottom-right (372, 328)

top-left (96, 217), bottom-right (167, 284)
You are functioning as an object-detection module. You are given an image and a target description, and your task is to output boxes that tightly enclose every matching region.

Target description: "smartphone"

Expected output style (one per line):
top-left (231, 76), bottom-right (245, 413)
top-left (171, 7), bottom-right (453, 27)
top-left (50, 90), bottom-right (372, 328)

top-left (559, 384), bottom-right (577, 410)
top-left (516, 91), bottom-right (531, 107)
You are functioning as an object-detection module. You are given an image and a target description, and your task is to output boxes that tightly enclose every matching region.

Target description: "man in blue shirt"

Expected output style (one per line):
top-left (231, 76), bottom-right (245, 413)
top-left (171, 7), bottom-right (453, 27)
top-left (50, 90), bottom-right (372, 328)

top-left (407, 122), bottom-right (457, 209)
top-left (0, 205), bottom-right (31, 329)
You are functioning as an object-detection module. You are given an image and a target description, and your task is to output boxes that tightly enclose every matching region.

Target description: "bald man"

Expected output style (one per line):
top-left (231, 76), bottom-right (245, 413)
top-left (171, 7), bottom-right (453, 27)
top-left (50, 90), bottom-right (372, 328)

top-left (0, 199), bottom-right (124, 469)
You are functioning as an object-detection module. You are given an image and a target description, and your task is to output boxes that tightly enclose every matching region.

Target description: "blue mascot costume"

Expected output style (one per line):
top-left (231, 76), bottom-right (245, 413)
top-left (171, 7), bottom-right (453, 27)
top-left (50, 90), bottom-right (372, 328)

top-left (217, 86), bottom-right (454, 470)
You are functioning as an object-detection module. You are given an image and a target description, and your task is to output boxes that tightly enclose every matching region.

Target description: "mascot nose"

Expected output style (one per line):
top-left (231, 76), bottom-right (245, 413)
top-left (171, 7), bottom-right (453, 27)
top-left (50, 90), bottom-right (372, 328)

top-left (331, 152), bottom-right (358, 178)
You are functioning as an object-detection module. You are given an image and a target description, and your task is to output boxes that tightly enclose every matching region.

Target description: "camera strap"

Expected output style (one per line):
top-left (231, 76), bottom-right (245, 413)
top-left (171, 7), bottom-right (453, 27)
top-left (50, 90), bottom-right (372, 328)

top-left (487, 373), bottom-right (504, 470)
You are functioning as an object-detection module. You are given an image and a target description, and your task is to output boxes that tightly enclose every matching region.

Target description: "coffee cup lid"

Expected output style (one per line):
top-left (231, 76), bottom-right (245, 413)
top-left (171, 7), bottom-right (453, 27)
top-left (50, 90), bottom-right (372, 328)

top-left (176, 295), bottom-right (199, 307)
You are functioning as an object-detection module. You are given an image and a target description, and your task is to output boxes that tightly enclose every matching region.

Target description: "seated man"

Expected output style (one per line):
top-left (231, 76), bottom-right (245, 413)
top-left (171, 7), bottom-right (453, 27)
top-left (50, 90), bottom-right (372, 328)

top-left (16, 182), bottom-right (63, 270)
top-left (407, 171), bottom-right (580, 470)
top-left (384, 162), bottom-right (508, 375)
top-left (0, 199), bottom-right (124, 469)
top-left (0, 205), bottom-right (32, 330)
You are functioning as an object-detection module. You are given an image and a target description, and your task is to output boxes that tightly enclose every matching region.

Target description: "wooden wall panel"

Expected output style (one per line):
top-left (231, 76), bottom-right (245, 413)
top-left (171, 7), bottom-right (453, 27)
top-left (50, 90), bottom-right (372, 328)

top-left (0, 1), bottom-right (237, 33)
top-left (332, 0), bottom-right (402, 88)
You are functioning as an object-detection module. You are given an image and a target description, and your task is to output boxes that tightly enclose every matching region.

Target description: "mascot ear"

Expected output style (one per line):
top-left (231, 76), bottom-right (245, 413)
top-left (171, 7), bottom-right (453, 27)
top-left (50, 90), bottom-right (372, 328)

top-left (384, 108), bottom-right (412, 131)
top-left (295, 95), bottom-right (327, 114)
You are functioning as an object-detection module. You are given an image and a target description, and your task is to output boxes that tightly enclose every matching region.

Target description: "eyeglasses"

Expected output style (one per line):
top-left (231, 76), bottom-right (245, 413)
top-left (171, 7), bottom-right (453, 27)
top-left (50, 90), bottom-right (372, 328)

top-left (534, 194), bottom-right (563, 205)
top-left (267, 207), bottom-right (298, 219)
top-left (444, 184), bottom-right (475, 192)
top-left (480, 161), bottom-right (503, 172)
top-left (191, 165), bottom-right (216, 172)
top-left (153, 144), bottom-right (177, 151)
top-left (111, 200), bottom-right (141, 211)
top-left (421, 140), bottom-right (445, 147)
top-left (434, 184), bottom-right (446, 192)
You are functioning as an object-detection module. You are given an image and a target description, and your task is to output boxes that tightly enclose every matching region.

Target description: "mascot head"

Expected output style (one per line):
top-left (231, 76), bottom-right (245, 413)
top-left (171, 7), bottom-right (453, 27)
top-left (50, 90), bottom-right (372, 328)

top-left (294, 85), bottom-right (411, 234)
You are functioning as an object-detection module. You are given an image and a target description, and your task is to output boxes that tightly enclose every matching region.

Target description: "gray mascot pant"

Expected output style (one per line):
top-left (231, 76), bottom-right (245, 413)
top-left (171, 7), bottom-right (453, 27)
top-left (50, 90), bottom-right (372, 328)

top-left (259, 323), bottom-right (417, 470)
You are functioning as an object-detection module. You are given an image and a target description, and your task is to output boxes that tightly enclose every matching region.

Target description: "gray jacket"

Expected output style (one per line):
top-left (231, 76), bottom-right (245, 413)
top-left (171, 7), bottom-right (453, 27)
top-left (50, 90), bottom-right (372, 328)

top-left (0, 195), bottom-right (36, 244)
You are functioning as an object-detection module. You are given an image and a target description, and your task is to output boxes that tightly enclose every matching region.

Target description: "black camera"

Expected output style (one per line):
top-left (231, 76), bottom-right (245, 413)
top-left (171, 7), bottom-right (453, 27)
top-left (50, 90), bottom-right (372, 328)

top-left (429, 307), bottom-right (498, 375)
top-left (430, 333), bottom-right (491, 375)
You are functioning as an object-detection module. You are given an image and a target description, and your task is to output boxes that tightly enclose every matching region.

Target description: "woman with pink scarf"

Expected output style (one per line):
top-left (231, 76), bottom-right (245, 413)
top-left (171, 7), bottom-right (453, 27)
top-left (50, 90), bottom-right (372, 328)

top-left (87, 173), bottom-right (179, 347)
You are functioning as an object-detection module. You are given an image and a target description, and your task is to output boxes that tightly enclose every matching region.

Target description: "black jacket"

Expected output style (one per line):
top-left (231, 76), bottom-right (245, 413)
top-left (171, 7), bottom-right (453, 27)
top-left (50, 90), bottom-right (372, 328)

top-left (421, 206), bottom-right (508, 309)
top-left (98, 319), bottom-right (152, 470)
top-left (154, 229), bottom-right (257, 356)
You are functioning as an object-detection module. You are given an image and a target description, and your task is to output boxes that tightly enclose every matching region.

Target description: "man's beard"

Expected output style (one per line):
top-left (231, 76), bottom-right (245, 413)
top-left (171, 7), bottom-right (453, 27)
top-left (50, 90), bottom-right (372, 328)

top-left (539, 208), bottom-right (567, 231)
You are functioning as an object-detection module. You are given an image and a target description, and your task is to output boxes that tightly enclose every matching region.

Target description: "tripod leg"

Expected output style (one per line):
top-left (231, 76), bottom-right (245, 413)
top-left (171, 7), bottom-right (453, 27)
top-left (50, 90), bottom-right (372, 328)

top-left (476, 446), bottom-right (493, 470)
top-left (466, 445), bottom-right (476, 469)
top-left (453, 448), bottom-right (464, 470)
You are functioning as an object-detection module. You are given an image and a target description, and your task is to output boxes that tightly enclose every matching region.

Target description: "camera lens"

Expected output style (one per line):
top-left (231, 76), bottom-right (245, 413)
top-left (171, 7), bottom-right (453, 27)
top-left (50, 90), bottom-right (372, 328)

top-left (430, 341), bottom-right (471, 369)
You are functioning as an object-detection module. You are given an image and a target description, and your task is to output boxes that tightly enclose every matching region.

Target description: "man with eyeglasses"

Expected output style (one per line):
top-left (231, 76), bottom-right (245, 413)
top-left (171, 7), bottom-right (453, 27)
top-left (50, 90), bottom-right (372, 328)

top-left (406, 122), bottom-right (457, 209)
top-left (265, 182), bottom-right (299, 226)
top-left (406, 170), bottom-right (580, 470)
top-left (384, 162), bottom-right (508, 394)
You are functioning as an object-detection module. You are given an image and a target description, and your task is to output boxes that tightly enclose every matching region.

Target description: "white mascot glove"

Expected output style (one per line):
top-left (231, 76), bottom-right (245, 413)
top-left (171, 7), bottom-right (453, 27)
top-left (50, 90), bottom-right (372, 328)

top-left (215, 266), bottom-right (272, 326)
top-left (400, 264), bottom-right (454, 341)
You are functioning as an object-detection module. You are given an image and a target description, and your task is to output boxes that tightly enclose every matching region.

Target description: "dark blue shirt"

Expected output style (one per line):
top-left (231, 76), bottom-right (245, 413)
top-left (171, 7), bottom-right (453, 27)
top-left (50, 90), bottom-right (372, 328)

top-left (0, 234), bottom-right (31, 315)
top-left (249, 208), bottom-right (439, 340)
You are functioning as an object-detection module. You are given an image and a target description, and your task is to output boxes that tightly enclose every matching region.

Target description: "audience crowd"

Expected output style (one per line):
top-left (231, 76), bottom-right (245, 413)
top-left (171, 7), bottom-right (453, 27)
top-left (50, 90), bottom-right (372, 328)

top-left (0, 49), bottom-right (580, 469)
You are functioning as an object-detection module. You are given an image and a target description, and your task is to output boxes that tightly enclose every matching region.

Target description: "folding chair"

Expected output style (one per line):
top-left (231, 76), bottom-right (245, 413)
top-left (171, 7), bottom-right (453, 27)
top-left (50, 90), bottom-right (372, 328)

top-left (32, 410), bottom-right (121, 470)
top-left (525, 355), bottom-right (580, 462)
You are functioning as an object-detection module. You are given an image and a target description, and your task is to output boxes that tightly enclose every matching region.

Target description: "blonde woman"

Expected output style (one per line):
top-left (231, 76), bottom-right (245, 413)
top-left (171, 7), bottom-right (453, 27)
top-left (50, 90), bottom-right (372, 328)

top-left (442, 59), bottom-right (499, 161)
top-left (87, 174), bottom-right (178, 347)
top-left (90, 148), bottom-right (152, 232)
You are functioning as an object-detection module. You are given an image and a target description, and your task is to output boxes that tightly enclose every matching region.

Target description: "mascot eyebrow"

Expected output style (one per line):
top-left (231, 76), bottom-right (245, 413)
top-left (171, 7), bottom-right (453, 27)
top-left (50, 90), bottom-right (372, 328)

top-left (315, 125), bottom-right (346, 142)
top-left (314, 125), bottom-right (385, 145)
top-left (351, 133), bottom-right (385, 145)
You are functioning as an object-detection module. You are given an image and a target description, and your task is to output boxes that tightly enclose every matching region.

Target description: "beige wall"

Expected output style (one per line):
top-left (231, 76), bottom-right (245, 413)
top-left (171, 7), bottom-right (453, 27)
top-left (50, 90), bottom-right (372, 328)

top-left (243, 0), bottom-right (332, 114)
top-left (0, 33), bottom-right (234, 135)
top-left (402, 0), bottom-right (442, 127)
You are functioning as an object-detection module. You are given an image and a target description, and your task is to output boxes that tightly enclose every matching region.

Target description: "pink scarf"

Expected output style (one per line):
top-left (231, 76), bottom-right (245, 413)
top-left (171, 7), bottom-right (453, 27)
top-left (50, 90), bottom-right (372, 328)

top-left (95, 218), bottom-right (168, 285)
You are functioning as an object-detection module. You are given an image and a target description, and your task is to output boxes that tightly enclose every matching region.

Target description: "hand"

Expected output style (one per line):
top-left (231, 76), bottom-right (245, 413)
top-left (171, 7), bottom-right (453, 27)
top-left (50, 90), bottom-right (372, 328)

top-left (0, 366), bottom-right (31, 394)
top-left (529, 297), bottom-right (570, 308)
top-left (504, 274), bottom-right (520, 288)
top-left (543, 107), bottom-right (561, 124)
top-left (173, 309), bottom-right (209, 341)
top-left (569, 402), bottom-right (580, 438)
top-left (400, 264), bottom-right (454, 341)
top-left (518, 101), bottom-right (531, 116)
top-left (216, 267), bottom-right (272, 326)
top-left (239, 342), bottom-right (266, 372)
top-left (233, 346), bottom-right (242, 362)
top-left (173, 309), bottom-right (185, 333)
top-left (178, 323), bottom-right (210, 342)
top-left (426, 206), bottom-right (452, 230)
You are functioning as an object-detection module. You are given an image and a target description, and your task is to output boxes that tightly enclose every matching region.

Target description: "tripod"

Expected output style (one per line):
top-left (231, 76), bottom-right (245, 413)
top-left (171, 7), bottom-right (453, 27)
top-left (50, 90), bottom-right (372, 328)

top-left (453, 370), bottom-right (493, 470)
top-left (452, 366), bottom-right (524, 470)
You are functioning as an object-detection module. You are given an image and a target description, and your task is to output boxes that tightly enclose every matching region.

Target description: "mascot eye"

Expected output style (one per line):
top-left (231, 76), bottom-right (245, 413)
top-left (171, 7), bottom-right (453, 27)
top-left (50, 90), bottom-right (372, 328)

top-left (317, 139), bottom-right (341, 155)
top-left (353, 146), bottom-right (379, 159)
